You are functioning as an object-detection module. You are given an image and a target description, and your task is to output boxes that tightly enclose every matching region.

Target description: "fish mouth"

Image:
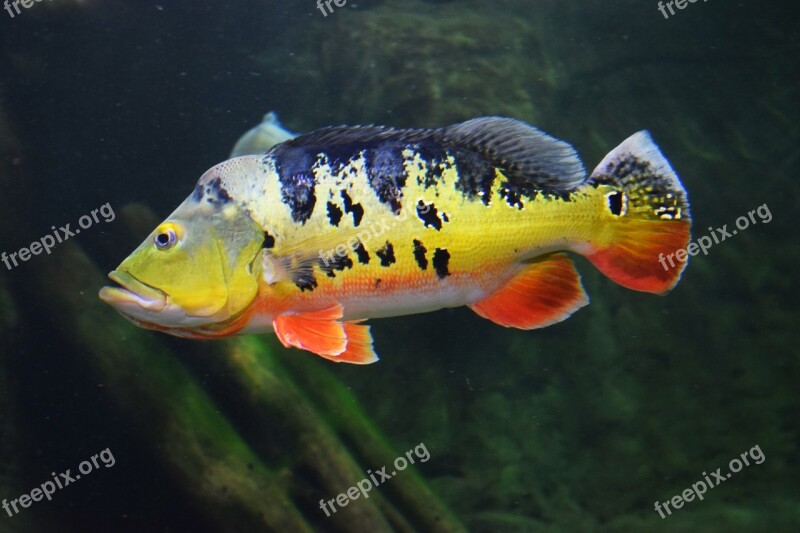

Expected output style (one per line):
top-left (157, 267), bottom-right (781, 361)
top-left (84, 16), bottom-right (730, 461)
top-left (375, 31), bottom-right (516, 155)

top-left (99, 270), bottom-right (167, 311)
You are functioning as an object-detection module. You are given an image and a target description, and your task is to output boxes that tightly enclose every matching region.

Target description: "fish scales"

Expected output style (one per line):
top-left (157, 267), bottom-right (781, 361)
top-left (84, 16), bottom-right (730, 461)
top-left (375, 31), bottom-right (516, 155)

top-left (215, 140), bottom-right (570, 319)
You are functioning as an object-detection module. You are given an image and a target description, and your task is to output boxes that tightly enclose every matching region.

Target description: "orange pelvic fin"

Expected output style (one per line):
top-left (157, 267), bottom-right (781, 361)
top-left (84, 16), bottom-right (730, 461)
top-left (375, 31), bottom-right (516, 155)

top-left (469, 253), bottom-right (589, 329)
top-left (273, 304), bottom-right (379, 364)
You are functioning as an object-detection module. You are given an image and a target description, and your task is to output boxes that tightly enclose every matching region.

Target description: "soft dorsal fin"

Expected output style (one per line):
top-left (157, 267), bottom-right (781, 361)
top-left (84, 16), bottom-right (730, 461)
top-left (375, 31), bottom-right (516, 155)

top-left (268, 116), bottom-right (586, 190)
top-left (438, 117), bottom-right (586, 189)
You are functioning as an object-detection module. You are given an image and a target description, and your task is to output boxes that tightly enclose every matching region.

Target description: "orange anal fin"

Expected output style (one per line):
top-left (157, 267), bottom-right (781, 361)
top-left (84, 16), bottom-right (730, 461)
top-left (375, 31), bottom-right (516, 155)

top-left (587, 219), bottom-right (691, 294)
top-left (325, 322), bottom-right (379, 365)
top-left (273, 305), bottom-right (379, 364)
top-left (273, 305), bottom-right (347, 356)
top-left (469, 253), bottom-right (589, 330)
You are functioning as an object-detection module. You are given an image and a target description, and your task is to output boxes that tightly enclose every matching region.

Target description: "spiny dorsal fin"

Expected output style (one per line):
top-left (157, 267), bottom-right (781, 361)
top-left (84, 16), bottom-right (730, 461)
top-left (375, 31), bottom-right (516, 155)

top-left (268, 116), bottom-right (586, 190)
top-left (268, 124), bottom-right (429, 151)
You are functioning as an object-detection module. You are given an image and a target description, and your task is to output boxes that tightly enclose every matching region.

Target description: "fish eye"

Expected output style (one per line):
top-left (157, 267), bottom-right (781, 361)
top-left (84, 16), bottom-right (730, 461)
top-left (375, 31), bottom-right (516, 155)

top-left (153, 224), bottom-right (181, 250)
top-left (606, 191), bottom-right (627, 217)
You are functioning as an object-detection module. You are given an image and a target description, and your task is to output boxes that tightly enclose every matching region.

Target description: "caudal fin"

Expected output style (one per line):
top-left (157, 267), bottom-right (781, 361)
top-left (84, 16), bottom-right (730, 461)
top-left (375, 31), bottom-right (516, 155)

top-left (585, 131), bottom-right (691, 294)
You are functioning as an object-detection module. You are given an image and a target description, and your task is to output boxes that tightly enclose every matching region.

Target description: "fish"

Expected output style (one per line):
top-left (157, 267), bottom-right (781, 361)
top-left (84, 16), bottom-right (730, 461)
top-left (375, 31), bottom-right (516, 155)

top-left (99, 116), bottom-right (691, 364)
top-left (230, 111), bottom-right (296, 158)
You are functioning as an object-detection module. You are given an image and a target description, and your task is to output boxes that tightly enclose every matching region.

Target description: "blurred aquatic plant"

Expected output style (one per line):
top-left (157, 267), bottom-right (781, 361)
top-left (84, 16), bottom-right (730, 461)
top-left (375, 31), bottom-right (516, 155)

top-left (4, 195), bottom-right (465, 531)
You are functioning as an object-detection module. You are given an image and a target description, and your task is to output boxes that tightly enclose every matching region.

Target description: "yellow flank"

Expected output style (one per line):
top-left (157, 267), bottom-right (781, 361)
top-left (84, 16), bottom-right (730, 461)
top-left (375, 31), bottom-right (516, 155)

top-left (251, 152), bottom-right (611, 314)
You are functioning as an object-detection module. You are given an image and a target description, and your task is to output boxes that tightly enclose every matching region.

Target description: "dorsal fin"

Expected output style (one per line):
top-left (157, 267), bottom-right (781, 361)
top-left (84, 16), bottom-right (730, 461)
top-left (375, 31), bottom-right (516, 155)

top-left (438, 117), bottom-right (586, 189)
top-left (268, 116), bottom-right (586, 190)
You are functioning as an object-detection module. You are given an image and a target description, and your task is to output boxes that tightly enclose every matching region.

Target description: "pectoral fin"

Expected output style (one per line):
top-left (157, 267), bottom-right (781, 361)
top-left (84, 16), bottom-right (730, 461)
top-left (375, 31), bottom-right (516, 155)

top-left (273, 304), bottom-right (379, 364)
top-left (469, 253), bottom-right (589, 329)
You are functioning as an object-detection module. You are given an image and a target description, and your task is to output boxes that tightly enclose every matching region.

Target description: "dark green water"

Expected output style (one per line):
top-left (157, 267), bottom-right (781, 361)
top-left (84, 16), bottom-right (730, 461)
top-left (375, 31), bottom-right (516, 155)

top-left (0, 1), bottom-right (797, 531)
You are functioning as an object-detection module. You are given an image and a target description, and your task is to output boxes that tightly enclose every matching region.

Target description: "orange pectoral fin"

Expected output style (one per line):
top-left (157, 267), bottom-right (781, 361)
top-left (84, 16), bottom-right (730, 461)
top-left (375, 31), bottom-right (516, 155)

top-left (273, 305), bottom-right (379, 364)
top-left (469, 253), bottom-right (589, 330)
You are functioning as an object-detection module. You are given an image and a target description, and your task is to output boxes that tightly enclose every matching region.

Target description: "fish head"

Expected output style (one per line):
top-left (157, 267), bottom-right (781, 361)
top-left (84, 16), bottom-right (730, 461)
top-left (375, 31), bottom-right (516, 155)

top-left (99, 163), bottom-right (265, 334)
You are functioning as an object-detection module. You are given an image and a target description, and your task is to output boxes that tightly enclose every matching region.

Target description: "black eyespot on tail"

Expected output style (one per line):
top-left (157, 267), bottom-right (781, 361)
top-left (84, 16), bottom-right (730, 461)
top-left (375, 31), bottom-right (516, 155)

top-left (607, 191), bottom-right (624, 216)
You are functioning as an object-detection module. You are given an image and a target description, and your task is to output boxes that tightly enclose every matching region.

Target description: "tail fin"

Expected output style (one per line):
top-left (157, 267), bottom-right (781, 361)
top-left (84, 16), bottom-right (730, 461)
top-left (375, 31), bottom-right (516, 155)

top-left (585, 131), bottom-right (691, 294)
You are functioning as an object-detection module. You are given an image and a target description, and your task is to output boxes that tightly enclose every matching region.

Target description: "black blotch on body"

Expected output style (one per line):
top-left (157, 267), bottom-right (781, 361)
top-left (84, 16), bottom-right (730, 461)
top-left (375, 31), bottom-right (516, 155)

top-left (327, 202), bottom-right (343, 226)
top-left (340, 190), bottom-right (364, 226)
top-left (374, 278), bottom-right (382, 289)
top-left (499, 180), bottom-right (571, 209)
top-left (412, 239), bottom-right (428, 270)
top-left (294, 275), bottom-right (318, 292)
top-left (262, 232), bottom-right (276, 249)
top-left (366, 143), bottom-right (407, 212)
top-left (414, 141), bottom-right (448, 189)
top-left (272, 149), bottom-right (317, 223)
top-left (416, 200), bottom-right (444, 230)
top-left (193, 176), bottom-right (232, 207)
top-left (432, 248), bottom-right (451, 279)
top-left (191, 183), bottom-right (203, 202)
top-left (453, 148), bottom-right (495, 206)
top-left (499, 181), bottom-right (536, 209)
top-left (319, 254), bottom-right (353, 278)
top-left (376, 242), bottom-right (396, 267)
top-left (541, 188), bottom-right (572, 202)
top-left (354, 241), bottom-right (370, 264)
top-left (607, 191), bottom-right (623, 215)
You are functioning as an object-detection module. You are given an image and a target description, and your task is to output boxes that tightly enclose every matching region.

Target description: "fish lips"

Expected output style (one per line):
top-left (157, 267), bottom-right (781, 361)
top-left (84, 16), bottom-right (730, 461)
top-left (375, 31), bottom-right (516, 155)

top-left (99, 270), bottom-right (168, 314)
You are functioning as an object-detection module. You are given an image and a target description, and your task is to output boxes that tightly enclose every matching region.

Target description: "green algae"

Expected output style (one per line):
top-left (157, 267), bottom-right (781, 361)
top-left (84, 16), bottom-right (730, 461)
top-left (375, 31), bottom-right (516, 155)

top-left (17, 242), bottom-right (312, 532)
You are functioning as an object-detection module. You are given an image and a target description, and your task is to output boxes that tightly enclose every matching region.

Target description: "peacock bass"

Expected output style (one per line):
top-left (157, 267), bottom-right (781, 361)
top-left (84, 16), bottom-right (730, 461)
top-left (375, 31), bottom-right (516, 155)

top-left (99, 117), bottom-right (691, 363)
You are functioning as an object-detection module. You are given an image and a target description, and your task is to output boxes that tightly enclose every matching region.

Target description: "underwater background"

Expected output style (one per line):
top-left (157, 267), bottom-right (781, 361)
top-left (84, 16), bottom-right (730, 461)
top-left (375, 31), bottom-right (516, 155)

top-left (0, 0), bottom-right (798, 531)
